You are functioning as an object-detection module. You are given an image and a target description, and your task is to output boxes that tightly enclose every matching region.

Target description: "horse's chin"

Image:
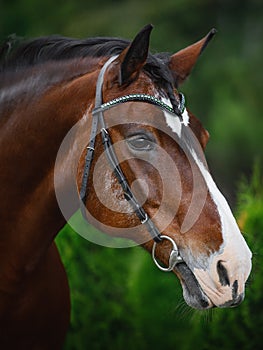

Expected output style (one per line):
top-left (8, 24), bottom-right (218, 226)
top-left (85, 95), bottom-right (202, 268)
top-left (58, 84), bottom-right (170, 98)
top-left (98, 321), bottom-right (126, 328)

top-left (174, 263), bottom-right (214, 310)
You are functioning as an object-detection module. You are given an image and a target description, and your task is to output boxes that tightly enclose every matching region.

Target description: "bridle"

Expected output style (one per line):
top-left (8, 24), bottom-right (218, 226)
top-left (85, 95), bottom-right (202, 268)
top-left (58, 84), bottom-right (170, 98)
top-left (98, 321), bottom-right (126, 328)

top-left (79, 55), bottom-right (183, 272)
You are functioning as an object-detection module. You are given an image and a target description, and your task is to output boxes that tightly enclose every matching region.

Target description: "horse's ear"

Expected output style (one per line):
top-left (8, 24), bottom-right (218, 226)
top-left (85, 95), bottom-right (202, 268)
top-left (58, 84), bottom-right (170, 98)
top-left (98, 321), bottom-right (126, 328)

top-left (169, 29), bottom-right (217, 86)
top-left (118, 24), bottom-right (153, 85)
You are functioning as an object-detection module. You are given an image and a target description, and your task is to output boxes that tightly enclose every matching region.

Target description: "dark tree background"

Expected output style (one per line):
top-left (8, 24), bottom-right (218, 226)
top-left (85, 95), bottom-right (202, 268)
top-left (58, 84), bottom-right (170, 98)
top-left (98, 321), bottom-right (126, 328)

top-left (1, 1), bottom-right (262, 349)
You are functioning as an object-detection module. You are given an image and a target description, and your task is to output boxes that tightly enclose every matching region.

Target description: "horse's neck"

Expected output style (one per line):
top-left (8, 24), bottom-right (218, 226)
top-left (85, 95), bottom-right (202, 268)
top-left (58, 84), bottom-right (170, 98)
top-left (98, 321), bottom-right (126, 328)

top-left (0, 67), bottom-right (98, 274)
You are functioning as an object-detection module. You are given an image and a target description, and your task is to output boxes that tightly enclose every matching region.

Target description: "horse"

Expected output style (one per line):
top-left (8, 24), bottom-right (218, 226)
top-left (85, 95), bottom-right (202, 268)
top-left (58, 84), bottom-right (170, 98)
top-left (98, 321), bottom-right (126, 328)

top-left (0, 24), bottom-right (252, 349)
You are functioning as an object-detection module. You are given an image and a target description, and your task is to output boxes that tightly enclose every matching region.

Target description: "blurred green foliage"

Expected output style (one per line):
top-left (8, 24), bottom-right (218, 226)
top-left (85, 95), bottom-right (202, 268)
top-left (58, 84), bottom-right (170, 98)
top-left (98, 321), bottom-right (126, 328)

top-left (56, 231), bottom-right (140, 350)
top-left (1, 0), bottom-right (262, 349)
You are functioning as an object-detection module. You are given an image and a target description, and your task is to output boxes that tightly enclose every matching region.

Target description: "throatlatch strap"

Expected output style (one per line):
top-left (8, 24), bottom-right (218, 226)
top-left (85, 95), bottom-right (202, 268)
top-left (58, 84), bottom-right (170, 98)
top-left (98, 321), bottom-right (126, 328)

top-left (79, 113), bottom-right (98, 205)
top-left (79, 56), bottom-right (118, 205)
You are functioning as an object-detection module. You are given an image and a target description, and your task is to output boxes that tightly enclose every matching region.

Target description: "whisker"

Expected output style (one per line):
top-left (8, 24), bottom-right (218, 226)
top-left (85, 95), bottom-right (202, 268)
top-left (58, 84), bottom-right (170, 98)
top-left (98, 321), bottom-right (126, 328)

top-left (190, 307), bottom-right (215, 324)
top-left (172, 298), bottom-right (195, 321)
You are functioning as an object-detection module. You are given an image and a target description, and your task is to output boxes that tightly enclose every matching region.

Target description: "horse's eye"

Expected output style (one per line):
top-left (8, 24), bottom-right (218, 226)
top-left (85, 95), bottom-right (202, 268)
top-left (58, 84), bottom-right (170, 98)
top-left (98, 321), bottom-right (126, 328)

top-left (127, 135), bottom-right (155, 152)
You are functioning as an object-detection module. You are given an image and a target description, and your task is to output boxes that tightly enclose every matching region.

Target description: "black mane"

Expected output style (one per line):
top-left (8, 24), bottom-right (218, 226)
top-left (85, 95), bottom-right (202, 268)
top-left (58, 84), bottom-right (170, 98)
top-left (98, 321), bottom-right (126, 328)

top-left (0, 35), bottom-right (132, 70)
top-left (0, 35), bottom-right (179, 110)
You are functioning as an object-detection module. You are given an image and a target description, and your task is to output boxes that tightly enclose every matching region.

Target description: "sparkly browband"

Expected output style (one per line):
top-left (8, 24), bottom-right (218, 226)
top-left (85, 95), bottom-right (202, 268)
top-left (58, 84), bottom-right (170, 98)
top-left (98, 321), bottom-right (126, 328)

top-left (92, 93), bottom-right (185, 116)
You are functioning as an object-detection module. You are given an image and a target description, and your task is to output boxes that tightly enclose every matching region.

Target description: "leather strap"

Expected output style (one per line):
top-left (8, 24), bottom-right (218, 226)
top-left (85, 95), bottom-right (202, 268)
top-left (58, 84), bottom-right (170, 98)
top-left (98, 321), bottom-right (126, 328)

top-left (79, 56), bottom-right (117, 205)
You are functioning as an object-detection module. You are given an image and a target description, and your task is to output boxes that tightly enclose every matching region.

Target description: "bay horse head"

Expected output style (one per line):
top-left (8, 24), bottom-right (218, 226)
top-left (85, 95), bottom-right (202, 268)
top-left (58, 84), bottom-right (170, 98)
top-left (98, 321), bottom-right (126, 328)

top-left (70, 25), bottom-right (252, 309)
top-left (0, 23), bottom-right (253, 348)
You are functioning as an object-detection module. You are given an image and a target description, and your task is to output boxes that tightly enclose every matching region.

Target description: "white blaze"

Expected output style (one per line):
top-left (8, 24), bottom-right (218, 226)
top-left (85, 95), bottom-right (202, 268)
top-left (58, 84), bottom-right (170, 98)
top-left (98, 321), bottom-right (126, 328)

top-left (161, 96), bottom-right (252, 300)
top-left (160, 97), bottom-right (190, 138)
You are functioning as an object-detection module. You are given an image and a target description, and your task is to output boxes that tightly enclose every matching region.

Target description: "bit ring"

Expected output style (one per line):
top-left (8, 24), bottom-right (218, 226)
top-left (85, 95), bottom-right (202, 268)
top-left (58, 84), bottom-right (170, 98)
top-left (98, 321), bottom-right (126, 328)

top-left (152, 235), bottom-right (183, 272)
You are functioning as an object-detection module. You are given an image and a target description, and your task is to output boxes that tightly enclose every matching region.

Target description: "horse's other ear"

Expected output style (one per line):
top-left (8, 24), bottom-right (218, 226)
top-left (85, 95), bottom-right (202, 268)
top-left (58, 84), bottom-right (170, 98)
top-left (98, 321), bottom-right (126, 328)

top-left (169, 29), bottom-right (217, 86)
top-left (118, 24), bottom-right (153, 85)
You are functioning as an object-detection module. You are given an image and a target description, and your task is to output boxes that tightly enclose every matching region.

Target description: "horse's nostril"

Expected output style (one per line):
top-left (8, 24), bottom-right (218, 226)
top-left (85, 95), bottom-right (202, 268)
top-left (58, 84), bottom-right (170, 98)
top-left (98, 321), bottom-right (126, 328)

top-left (217, 260), bottom-right (230, 286)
